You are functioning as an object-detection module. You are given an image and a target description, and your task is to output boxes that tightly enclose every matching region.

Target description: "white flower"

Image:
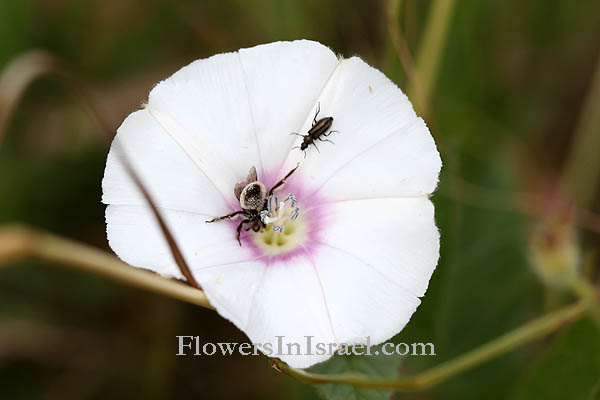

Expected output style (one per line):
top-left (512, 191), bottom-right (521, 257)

top-left (102, 40), bottom-right (441, 368)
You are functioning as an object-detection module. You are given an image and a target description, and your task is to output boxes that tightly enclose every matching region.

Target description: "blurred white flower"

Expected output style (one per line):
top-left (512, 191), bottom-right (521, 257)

top-left (102, 40), bottom-right (441, 368)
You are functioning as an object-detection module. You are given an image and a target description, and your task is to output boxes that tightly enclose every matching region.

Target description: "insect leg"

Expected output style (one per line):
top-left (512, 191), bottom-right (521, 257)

top-left (324, 130), bottom-right (339, 137)
top-left (312, 141), bottom-right (320, 153)
top-left (289, 132), bottom-right (303, 137)
top-left (268, 163), bottom-right (299, 196)
top-left (318, 138), bottom-right (335, 144)
top-left (312, 102), bottom-right (321, 126)
top-left (236, 219), bottom-right (253, 246)
top-left (206, 210), bottom-right (245, 223)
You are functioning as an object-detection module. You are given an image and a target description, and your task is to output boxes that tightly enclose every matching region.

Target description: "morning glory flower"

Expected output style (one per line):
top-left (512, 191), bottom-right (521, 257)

top-left (102, 40), bottom-right (441, 368)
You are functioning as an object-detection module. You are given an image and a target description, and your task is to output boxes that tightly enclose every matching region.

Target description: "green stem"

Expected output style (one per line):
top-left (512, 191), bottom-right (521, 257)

top-left (570, 278), bottom-right (600, 327)
top-left (0, 224), bottom-right (213, 309)
top-left (273, 300), bottom-right (588, 391)
top-left (408, 0), bottom-right (457, 108)
top-left (386, 0), bottom-right (429, 119)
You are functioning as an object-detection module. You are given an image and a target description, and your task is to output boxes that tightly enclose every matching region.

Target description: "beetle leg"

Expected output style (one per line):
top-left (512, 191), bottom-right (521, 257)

top-left (289, 132), bottom-right (303, 137)
top-left (319, 138), bottom-right (335, 144)
top-left (324, 130), bottom-right (339, 137)
top-left (311, 141), bottom-right (320, 153)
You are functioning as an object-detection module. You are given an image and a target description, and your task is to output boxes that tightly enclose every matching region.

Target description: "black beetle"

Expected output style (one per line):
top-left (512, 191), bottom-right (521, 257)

top-left (292, 102), bottom-right (339, 157)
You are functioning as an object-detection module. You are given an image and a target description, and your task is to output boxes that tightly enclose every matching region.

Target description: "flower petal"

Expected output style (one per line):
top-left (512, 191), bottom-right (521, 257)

top-left (146, 40), bottom-right (339, 196)
top-left (102, 109), bottom-right (228, 216)
top-left (316, 196), bottom-right (439, 298)
top-left (306, 244), bottom-right (421, 347)
top-left (197, 257), bottom-right (338, 368)
top-left (146, 51), bottom-right (259, 199)
top-left (281, 56), bottom-right (441, 199)
top-left (238, 40), bottom-right (339, 174)
top-left (106, 204), bottom-right (256, 278)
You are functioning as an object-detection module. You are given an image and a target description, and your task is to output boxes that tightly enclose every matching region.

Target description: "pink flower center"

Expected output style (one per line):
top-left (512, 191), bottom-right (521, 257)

top-left (238, 169), bottom-right (328, 264)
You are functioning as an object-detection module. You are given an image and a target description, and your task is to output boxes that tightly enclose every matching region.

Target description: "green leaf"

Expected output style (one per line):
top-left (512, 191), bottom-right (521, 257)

top-left (510, 318), bottom-right (600, 400)
top-left (309, 346), bottom-right (399, 400)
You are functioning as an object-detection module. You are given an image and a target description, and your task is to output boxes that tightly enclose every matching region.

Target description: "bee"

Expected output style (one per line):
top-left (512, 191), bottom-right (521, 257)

top-left (206, 165), bottom-right (298, 245)
top-left (292, 102), bottom-right (339, 157)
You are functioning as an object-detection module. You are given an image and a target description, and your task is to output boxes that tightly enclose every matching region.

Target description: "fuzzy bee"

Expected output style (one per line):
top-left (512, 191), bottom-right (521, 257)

top-left (292, 102), bottom-right (339, 157)
top-left (206, 165), bottom-right (298, 245)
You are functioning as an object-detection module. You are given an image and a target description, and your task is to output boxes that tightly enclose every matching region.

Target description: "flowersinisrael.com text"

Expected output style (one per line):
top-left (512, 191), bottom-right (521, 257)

top-left (176, 336), bottom-right (435, 357)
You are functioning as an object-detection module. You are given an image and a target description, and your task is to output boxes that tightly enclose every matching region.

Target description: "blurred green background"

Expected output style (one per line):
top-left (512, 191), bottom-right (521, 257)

top-left (1, 0), bottom-right (599, 399)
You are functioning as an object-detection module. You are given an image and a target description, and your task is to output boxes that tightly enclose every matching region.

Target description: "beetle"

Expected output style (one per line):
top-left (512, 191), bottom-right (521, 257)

top-left (292, 102), bottom-right (339, 157)
top-left (206, 165), bottom-right (298, 245)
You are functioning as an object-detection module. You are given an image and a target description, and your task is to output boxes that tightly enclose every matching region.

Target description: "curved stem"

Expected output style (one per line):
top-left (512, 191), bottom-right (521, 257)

top-left (570, 277), bottom-right (600, 327)
top-left (0, 50), bottom-right (112, 147)
top-left (273, 300), bottom-right (588, 391)
top-left (0, 224), bottom-right (213, 309)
